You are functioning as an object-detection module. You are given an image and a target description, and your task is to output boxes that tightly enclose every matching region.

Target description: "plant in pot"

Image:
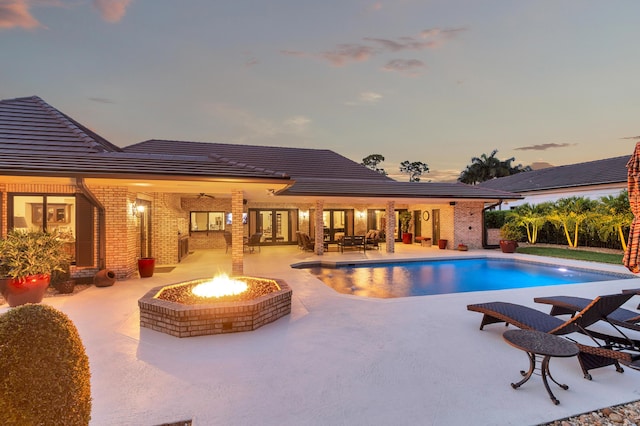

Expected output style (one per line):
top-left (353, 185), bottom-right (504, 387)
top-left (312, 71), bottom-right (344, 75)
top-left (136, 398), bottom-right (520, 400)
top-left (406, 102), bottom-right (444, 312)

top-left (499, 222), bottom-right (523, 253)
top-left (0, 228), bottom-right (71, 307)
top-left (50, 260), bottom-right (75, 294)
top-left (399, 211), bottom-right (413, 244)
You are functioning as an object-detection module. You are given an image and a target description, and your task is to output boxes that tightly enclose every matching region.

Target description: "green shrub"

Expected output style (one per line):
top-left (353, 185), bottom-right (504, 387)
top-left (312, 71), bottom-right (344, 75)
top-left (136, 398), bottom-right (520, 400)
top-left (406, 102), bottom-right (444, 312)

top-left (0, 304), bottom-right (91, 425)
top-left (484, 210), bottom-right (509, 229)
top-left (500, 222), bottom-right (524, 241)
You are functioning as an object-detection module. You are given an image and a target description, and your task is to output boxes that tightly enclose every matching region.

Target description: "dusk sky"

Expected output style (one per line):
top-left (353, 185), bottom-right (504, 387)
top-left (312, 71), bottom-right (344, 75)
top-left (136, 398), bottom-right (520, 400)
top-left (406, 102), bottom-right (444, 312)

top-left (1, 0), bottom-right (639, 182)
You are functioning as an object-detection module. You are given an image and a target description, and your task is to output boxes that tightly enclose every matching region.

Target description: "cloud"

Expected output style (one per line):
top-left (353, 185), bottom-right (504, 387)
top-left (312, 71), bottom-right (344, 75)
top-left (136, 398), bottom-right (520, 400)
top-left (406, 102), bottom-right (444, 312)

top-left (92, 0), bottom-right (131, 23)
top-left (0, 0), bottom-right (42, 29)
top-left (345, 91), bottom-right (383, 106)
top-left (88, 97), bottom-right (115, 104)
top-left (369, 2), bottom-right (382, 11)
top-left (382, 59), bottom-right (425, 76)
top-left (321, 44), bottom-right (377, 67)
top-left (283, 115), bottom-right (311, 133)
top-left (206, 103), bottom-right (312, 144)
top-left (0, 0), bottom-right (132, 30)
top-left (621, 136), bottom-right (640, 140)
top-left (530, 161), bottom-right (554, 170)
top-left (514, 143), bottom-right (575, 151)
top-left (284, 27), bottom-right (466, 69)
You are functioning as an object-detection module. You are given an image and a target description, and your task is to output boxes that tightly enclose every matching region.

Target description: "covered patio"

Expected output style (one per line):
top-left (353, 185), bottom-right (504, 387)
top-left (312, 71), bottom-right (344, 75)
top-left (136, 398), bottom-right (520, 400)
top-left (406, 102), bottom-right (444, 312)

top-left (8, 244), bottom-right (640, 425)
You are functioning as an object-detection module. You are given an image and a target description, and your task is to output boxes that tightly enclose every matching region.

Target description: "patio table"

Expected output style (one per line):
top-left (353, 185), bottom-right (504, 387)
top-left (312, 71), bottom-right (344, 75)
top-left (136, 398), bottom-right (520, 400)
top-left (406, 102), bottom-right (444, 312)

top-left (503, 329), bottom-right (578, 405)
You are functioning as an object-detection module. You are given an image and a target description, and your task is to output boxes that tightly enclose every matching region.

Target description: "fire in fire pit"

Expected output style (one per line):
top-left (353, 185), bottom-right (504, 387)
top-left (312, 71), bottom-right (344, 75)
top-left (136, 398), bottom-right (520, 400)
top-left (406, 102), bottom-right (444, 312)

top-left (139, 275), bottom-right (292, 338)
top-left (192, 274), bottom-right (247, 298)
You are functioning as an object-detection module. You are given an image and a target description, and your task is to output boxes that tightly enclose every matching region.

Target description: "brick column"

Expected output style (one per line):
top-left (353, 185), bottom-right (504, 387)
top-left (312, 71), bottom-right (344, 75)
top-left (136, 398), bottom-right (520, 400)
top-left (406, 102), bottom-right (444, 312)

top-left (314, 200), bottom-right (324, 255)
top-left (386, 201), bottom-right (395, 253)
top-left (231, 190), bottom-right (244, 275)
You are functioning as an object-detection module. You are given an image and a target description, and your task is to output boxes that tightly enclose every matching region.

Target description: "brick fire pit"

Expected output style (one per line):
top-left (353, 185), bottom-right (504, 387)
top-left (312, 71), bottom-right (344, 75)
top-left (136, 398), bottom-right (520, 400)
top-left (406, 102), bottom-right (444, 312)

top-left (138, 277), bottom-right (292, 338)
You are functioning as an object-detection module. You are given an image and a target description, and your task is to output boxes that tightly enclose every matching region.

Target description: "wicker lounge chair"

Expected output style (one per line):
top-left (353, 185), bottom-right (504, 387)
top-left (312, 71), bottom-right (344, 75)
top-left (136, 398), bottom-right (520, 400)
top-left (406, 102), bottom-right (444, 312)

top-left (467, 293), bottom-right (640, 379)
top-left (534, 294), bottom-right (640, 326)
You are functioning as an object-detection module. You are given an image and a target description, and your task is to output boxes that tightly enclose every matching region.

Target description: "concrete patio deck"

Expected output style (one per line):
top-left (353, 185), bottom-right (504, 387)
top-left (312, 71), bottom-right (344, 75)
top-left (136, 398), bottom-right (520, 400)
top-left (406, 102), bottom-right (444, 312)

top-left (5, 244), bottom-right (640, 425)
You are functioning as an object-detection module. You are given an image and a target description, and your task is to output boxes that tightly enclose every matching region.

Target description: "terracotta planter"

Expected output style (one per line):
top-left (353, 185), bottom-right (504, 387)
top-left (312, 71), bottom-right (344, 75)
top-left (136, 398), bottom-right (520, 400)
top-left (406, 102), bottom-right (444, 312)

top-left (138, 258), bottom-right (155, 278)
top-left (0, 274), bottom-right (50, 307)
top-left (438, 239), bottom-right (448, 249)
top-left (499, 240), bottom-right (519, 253)
top-left (402, 233), bottom-right (413, 244)
top-left (94, 269), bottom-right (116, 287)
top-left (458, 244), bottom-right (468, 251)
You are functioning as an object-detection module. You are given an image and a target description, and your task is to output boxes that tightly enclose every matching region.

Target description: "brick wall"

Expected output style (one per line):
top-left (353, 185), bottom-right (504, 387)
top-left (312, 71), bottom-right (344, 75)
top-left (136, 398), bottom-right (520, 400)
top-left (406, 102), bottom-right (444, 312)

top-left (453, 201), bottom-right (484, 249)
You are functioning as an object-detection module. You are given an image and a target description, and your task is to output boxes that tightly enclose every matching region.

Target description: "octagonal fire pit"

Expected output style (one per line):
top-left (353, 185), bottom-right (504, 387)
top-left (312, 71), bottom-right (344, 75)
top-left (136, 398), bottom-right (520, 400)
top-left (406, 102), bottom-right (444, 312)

top-left (138, 275), bottom-right (292, 338)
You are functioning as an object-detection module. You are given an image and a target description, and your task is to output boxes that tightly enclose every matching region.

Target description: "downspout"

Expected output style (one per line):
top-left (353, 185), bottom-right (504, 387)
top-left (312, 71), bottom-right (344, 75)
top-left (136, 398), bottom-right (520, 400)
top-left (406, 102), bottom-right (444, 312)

top-left (482, 200), bottom-right (503, 249)
top-left (76, 177), bottom-right (106, 269)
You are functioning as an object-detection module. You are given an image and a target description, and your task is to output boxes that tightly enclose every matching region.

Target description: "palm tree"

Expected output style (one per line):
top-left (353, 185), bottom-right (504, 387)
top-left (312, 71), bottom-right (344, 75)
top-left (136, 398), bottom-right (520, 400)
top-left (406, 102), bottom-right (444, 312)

top-left (592, 191), bottom-right (633, 251)
top-left (458, 149), bottom-right (531, 185)
top-left (509, 202), bottom-right (551, 244)
top-left (546, 196), bottom-right (596, 248)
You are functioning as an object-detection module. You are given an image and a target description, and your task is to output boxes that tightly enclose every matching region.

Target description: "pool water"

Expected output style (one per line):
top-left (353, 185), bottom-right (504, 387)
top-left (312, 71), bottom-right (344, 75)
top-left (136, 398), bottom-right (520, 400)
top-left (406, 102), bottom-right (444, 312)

top-left (304, 258), bottom-right (632, 298)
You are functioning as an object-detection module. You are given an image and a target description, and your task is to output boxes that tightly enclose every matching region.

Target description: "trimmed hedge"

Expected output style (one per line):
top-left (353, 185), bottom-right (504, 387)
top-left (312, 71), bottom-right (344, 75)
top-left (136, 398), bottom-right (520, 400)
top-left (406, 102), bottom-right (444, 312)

top-left (0, 304), bottom-right (91, 425)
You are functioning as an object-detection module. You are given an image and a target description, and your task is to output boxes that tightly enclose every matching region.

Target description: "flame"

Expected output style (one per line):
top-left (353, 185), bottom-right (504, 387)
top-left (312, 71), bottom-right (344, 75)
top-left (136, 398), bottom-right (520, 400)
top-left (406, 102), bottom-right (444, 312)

top-left (191, 274), bottom-right (248, 298)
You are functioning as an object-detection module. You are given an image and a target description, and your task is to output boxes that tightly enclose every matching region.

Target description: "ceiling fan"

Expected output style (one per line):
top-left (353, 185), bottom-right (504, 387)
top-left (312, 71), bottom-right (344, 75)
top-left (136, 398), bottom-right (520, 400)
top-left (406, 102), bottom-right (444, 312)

top-left (196, 193), bottom-right (215, 199)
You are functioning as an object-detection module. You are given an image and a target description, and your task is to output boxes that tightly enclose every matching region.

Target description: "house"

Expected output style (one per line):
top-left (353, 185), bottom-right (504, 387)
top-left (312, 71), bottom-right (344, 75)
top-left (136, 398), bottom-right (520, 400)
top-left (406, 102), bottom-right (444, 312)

top-left (477, 156), bottom-right (629, 209)
top-left (0, 96), bottom-right (521, 280)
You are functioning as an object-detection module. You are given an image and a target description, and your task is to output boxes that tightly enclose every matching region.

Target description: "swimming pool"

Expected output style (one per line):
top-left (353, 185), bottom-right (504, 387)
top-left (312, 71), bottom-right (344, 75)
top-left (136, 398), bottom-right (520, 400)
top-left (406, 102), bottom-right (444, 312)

top-left (302, 258), bottom-right (633, 298)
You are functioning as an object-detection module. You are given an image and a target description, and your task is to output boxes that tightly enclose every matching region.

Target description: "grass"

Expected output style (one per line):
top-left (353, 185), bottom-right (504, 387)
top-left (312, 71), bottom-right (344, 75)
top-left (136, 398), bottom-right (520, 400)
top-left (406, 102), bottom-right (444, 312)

top-left (516, 246), bottom-right (624, 265)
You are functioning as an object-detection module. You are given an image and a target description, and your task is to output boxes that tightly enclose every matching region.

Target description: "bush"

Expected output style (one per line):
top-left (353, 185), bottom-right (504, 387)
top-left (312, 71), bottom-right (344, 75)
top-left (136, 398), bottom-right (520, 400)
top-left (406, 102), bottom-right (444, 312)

top-left (500, 222), bottom-right (524, 241)
top-left (484, 210), bottom-right (509, 229)
top-left (0, 304), bottom-right (91, 425)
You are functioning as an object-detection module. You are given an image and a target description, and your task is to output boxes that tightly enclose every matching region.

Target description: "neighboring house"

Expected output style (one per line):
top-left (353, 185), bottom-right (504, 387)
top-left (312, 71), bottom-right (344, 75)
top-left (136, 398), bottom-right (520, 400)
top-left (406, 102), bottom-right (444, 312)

top-left (477, 156), bottom-right (629, 209)
top-left (0, 96), bottom-right (521, 280)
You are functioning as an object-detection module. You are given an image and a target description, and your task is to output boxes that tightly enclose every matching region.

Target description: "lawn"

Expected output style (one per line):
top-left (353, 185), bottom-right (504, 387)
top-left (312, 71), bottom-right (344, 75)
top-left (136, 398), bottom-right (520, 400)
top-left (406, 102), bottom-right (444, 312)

top-left (516, 246), bottom-right (624, 265)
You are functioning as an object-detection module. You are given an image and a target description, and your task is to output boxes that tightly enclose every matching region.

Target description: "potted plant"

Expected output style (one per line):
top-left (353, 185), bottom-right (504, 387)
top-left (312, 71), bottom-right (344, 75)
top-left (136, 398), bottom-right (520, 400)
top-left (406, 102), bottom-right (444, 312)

top-left (50, 260), bottom-right (75, 294)
top-left (499, 222), bottom-right (523, 253)
top-left (399, 211), bottom-right (413, 244)
top-left (0, 228), bottom-right (71, 307)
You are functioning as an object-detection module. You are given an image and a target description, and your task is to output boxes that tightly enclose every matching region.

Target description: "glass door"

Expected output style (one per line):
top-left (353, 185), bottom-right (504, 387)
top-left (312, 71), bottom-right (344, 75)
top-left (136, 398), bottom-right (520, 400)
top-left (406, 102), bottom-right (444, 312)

top-left (249, 209), bottom-right (298, 245)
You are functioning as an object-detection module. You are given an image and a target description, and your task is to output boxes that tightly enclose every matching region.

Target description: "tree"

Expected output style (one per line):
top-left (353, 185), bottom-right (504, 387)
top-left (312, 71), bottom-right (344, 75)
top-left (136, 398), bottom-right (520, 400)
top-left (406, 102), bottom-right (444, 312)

top-left (509, 202), bottom-right (551, 244)
top-left (546, 196), bottom-right (596, 248)
top-left (593, 190), bottom-right (633, 251)
top-left (361, 154), bottom-right (388, 176)
top-left (399, 161), bottom-right (429, 182)
top-left (458, 149), bottom-right (531, 185)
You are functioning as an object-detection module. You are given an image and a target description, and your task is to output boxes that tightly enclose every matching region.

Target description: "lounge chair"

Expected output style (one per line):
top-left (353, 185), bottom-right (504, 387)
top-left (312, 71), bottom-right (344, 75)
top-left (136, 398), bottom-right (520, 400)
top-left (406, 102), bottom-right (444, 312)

top-left (534, 294), bottom-right (640, 326)
top-left (299, 232), bottom-right (315, 252)
top-left (467, 293), bottom-right (640, 379)
top-left (364, 230), bottom-right (382, 250)
top-left (243, 232), bottom-right (262, 253)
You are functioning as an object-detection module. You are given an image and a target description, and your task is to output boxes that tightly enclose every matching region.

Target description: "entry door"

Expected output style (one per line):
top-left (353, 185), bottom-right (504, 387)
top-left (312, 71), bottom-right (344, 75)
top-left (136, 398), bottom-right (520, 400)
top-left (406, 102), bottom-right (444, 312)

top-left (432, 209), bottom-right (440, 242)
top-left (413, 210), bottom-right (421, 237)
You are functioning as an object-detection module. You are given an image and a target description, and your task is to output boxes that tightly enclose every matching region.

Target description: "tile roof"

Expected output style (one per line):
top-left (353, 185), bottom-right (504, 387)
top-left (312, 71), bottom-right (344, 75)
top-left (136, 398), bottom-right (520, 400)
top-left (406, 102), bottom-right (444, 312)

top-left (0, 96), bottom-right (521, 201)
top-left (0, 151), bottom-right (290, 179)
top-left (281, 179), bottom-right (522, 200)
top-left (125, 139), bottom-right (392, 181)
top-left (0, 96), bottom-right (289, 181)
top-left (0, 96), bottom-right (122, 154)
top-left (477, 155), bottom-right (629, 193)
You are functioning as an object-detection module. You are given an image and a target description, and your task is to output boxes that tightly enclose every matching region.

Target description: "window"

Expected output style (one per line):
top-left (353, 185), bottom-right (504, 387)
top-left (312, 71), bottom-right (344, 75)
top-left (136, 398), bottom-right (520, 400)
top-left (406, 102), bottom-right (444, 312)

top-left (9, 194), bottom-right (86, 264)
top-left (190, 211), bottom-right (226, 232)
